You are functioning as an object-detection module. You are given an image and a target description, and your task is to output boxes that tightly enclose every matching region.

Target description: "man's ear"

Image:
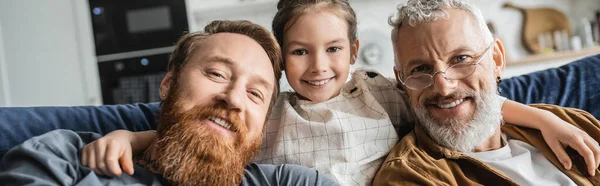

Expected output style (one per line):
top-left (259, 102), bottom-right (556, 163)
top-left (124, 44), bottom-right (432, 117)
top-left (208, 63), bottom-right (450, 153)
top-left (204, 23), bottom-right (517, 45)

top-left (393, 66), bottom-right (405, 91)
top-left (492, 38), bottom-right (506, 77)
top-left (394, 66), bottom-right (401, 83)
top-left (159, 72), bottom-right (174, 101)
top-left (350, 39), bottom-right (360, 65)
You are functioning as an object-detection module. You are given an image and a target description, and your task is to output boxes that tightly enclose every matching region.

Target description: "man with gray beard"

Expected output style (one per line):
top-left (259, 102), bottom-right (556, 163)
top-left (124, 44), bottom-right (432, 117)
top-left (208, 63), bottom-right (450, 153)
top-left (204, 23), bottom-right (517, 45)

top-left (374, 0), bottom-right (600, 185)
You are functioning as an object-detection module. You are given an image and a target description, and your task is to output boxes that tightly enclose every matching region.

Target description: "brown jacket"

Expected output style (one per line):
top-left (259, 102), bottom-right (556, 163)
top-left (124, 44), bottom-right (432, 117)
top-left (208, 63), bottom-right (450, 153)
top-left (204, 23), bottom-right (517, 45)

top-left (374, 104), bottom-right (600, 186)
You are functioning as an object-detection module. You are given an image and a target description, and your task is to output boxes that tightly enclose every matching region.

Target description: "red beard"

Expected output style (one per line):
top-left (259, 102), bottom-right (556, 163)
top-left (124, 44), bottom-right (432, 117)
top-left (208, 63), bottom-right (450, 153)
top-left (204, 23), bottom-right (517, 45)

top-left (150, 94), bottom-right (262, 186)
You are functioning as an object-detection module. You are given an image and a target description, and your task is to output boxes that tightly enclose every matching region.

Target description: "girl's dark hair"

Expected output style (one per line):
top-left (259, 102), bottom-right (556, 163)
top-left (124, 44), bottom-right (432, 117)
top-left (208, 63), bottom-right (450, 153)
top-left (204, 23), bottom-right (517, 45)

top-left (272, 0), bottom-right (358, 67)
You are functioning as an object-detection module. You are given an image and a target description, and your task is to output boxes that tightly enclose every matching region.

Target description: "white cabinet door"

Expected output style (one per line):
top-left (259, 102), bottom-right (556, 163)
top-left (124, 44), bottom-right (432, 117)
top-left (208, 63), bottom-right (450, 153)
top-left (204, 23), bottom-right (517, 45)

top-left (0, 0), bottom-right (88, 106)
top-left (186, 0), bottom-right (238, 12)
top-left (187, 0), bottom-right (240, 31)
top-left (0, 19), bottom-right (8, 106)
top-left (191, 0), bottom-right (277, 30)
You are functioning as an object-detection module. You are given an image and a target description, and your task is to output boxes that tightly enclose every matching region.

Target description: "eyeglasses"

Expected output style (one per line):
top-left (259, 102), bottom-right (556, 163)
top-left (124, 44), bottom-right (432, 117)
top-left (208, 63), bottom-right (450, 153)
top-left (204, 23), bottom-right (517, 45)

top-left (397, 43), bottom-right (494, 90)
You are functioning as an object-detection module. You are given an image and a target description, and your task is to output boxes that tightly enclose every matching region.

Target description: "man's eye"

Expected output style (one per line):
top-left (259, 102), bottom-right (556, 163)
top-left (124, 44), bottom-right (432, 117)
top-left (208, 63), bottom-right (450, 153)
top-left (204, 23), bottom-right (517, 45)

top-left (209, 72), bottom-right (225, 78)
top-left (410, 65), bottom-right (431, 74)
top-left (454, 55), bottom-right (470, 63)
top-left (249, 91), bottom-right (261, 98)
top-left (248, 91), bottom-right (264, 103)
top-left (206, 71), bottom-right (227, 80)
top-left (292, 49), bottom-right (308, 55)
top-left (326, 47), bottom-right (341, 53)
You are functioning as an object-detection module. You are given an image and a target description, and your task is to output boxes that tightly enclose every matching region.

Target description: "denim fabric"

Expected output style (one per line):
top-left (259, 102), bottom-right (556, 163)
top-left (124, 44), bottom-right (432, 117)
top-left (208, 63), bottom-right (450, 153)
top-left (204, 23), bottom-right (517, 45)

top-left (500, 54), bottom-right (600, 119)
top-left (1, 54), bottom-right (599, 158)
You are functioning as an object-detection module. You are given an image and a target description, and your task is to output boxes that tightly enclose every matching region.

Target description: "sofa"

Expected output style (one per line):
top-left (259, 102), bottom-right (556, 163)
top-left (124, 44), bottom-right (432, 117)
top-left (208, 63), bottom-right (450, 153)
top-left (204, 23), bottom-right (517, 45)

top-left (0, 54), bottom-right (599, 157)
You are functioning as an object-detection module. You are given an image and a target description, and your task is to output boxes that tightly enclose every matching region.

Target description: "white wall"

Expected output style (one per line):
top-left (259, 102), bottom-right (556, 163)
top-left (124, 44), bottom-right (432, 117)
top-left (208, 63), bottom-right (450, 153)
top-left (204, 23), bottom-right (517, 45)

top-left (0, 0), bottom-right (90, 106)
top-left (72, 0), bottom-right (102, 105)
top-left (573, 0), bottom-right (600, 25)
top-left (472, 0), bottom-right (572, 61)
top-left (0, 19), bottom-right (9, 106)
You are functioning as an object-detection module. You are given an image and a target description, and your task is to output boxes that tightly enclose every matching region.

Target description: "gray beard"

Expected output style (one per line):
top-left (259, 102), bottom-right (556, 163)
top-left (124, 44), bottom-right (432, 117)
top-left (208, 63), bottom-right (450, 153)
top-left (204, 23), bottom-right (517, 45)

top-left (414, 88), bottom-right (503, 152)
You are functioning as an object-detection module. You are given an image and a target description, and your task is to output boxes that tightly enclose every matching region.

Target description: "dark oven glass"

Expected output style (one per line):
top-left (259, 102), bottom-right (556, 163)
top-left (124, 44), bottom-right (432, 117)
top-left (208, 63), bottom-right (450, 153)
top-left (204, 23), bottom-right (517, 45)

top-left (89, 0), bottom-right (188, 55)
top-left (98, 53), bottom-right (169, 105)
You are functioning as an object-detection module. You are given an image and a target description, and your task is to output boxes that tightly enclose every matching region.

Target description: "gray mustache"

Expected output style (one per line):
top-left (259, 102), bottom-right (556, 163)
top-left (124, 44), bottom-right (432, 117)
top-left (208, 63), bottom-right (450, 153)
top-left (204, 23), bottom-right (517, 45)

top-left (423, 90), bottom-right (478, 104)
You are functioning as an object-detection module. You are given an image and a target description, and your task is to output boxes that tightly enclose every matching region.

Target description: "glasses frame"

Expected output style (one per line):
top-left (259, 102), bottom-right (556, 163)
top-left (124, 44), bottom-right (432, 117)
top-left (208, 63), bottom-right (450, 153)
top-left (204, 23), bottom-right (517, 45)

top-left (397, 43), bottom-right (495, 90)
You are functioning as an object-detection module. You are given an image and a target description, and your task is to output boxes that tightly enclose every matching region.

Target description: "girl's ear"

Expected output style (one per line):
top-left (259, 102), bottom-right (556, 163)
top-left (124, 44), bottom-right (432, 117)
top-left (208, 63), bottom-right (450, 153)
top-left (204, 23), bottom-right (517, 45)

top-left (350, 39), bottom-right (360, 65)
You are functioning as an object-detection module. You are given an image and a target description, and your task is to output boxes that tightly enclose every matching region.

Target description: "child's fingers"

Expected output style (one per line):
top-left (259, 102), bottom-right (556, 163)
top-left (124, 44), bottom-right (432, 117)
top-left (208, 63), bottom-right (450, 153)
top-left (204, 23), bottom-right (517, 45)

top-left (104, 141), bottom-right (123, 177)
top-left (81, 145), bottom-right (90, 167)
top-left (547, 139), bottom-right (572, 170)
top-left (588, 137), bottom-right (600, 170)
top-left (94, 140), bottom-right (110, 176)
top-left (85, 146), bottom-right (106, 176)
top-left (569, 135), bottom-right (595, 175)
top-left (120, 147), bottom-right (135, 175)
top-left (583, 137), bottom-right (600, 176)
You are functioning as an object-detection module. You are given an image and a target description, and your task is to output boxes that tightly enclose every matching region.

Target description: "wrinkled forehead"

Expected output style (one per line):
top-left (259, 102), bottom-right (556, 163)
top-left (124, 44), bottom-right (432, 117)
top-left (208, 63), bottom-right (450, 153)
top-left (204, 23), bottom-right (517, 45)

top-left (394, 9), bottom-right (487, 65)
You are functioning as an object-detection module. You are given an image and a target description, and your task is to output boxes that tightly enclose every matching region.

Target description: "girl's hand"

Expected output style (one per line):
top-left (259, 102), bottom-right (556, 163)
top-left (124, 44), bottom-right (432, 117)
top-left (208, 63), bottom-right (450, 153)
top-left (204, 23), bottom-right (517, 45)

top-left (81, 130), bottom-right (135, 177)
top-left (501, 100), bottom-right (600, 175)
top-left (541, 120), bottom-right (600, 176)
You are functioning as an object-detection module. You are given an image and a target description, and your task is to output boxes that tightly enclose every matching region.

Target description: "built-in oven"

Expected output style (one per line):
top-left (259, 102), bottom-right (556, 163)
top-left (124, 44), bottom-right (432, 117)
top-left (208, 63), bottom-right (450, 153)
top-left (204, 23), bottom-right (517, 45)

top-left (98, 54), bottom-right (168, 105)
top-left (89, 0), bottom-right (188, 56)
top-left (89, 0), bottom-right (188, 104)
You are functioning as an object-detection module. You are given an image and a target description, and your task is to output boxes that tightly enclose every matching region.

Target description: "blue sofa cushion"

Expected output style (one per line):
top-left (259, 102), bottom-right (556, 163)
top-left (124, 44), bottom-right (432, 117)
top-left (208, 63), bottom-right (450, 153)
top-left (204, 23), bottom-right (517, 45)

top-left (499, 54), bottom-right (600, 118)
top-left (0, 103), bottom-right (160, 157)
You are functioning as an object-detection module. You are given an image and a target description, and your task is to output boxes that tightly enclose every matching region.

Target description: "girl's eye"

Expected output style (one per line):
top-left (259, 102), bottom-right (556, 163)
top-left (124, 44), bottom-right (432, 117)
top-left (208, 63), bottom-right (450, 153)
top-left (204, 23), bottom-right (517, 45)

top-left (326, 47), bottom-right (341, 53)
top-left (292, 49), bottom-right (308, 55)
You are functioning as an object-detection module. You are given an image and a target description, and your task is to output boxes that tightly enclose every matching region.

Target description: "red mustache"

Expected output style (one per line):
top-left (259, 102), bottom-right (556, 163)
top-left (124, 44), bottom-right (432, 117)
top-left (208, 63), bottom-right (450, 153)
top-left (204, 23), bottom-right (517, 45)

top-left (159, 100), bottom-right (246, 138)
top-left (180, 103), bottom-right (244, 133)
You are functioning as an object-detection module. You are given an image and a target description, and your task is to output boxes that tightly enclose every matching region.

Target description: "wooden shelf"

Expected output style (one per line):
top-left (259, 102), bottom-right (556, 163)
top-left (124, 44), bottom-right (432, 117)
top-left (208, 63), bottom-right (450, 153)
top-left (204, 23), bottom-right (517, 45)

top-left (507, 46), bottom-right (600, 66)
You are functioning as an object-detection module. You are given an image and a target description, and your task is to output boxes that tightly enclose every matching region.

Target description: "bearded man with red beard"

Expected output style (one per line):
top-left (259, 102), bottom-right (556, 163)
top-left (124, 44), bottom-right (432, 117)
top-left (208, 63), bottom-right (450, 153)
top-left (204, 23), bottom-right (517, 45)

top-left (0, 20), bottom-right (337, 186)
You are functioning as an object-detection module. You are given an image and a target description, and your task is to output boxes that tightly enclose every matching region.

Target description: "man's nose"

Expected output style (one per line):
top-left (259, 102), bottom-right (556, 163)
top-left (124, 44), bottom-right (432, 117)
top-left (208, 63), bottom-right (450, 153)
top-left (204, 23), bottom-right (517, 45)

top-left (216, 82), bottom-right (245, 112)
top-left (310, 52), bottom-right (328, 74)
top-left (430, 72), bottom-right (457, 96)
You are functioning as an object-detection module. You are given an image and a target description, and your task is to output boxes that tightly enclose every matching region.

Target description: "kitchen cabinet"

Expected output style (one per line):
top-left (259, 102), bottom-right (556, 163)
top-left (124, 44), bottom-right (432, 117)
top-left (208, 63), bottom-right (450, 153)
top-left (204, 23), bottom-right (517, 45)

top-left (0, 0), bottom-right (99, 106)
top-left (186, 0), bottom-right (239, 11)
top-left (187, 0), bottom-right (274, 11)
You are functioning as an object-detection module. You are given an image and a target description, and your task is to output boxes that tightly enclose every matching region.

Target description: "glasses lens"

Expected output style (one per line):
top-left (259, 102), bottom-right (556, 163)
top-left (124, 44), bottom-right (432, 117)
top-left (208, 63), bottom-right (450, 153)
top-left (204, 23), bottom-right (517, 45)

top-left (446, 63), bottom-right (477, 80)
top-left (405, 74), bottom-right (432, 90)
